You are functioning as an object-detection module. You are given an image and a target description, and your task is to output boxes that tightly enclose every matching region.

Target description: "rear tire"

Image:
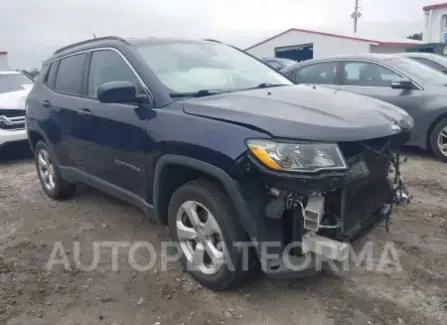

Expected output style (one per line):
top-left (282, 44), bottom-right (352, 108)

top-left (34, 140), bottom-right (77, 200)
top-left (430, 118), bottom-right (447, 163)
top-left (167, 179), bottom-right (252, 290)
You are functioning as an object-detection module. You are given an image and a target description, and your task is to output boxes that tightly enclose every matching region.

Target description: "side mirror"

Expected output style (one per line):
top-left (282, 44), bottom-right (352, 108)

top-left (390, 79), bottom-right (414, 90)
top-left (97, 81), bottom-right (138, 104)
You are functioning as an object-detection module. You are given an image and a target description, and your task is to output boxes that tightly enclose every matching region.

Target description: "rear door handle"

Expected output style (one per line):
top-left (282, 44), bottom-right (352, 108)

top-left (78, 108), bottom-right (93, 118)
top-left (42, 100), bottom-right (51, 108)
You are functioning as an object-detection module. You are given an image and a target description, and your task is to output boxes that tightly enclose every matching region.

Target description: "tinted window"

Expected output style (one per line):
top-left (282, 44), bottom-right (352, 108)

top-left (54, 53), bottom-right (87, 95)
top-left (0, 74), bottom-right (34, 94)
top-left (342, 62), bottom-right (402, 87)
top-left (87, 50), bottom-right (142, 98)
top-left (412, 57), bottom-right (445, 71)
top-left (294, 62), bottom-right (338, 84)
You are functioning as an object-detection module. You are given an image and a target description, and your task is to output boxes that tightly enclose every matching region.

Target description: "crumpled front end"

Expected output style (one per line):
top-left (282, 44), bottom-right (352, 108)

top-left (231, 131), bottom-right (411, 278)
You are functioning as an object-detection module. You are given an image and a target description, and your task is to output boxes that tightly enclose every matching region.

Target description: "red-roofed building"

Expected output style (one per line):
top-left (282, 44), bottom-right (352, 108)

top-left (423, 2), bottom-right (447, 43)
top-left (245, 28), bottom-right (421, 62)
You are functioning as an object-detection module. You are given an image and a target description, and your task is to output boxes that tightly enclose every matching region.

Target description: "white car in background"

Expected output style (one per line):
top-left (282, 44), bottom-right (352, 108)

top-left (0, 71), bottom-right (34, 151)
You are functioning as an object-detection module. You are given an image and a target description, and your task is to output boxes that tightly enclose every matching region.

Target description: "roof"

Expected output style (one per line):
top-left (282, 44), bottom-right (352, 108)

top-left (400, 52), bottom-right (438, 58)
top-left (245, 28), bottom-right (422, 51)
top-left (423, 2), bottom-right (447, 11)
top-left (280, 53), bottom-right (405, 73)
top-left (47, 36), bottom-right (223, 63)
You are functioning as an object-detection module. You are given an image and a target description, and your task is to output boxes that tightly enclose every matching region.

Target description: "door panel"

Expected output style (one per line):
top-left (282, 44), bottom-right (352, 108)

top-left (82, 49), bottom-right (150, 197)
top-left (83, 100), bottom-right (150, 198)
top-left (339, 61), bottom-right (424, 117)
top-left (49, 53), bottom-right (90, 169)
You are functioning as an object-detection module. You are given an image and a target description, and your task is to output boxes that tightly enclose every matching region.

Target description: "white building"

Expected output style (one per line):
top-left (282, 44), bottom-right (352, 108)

top-left (0, 51), bottom-right (11, 71)
top-left (245, 28), bottom-right (421, 62)
top-left (423, 2), bottom-right (447, 43)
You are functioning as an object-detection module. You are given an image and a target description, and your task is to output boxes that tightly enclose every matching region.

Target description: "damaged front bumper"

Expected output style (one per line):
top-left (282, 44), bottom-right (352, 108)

top-left (261, 178), bottom-right (395, 279)
top-left (233, 135), bottom-right (409, 279)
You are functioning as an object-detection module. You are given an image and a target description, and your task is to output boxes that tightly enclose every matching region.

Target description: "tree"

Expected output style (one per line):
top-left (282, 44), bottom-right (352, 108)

top-left (407, 33), bottom-right (423, 41)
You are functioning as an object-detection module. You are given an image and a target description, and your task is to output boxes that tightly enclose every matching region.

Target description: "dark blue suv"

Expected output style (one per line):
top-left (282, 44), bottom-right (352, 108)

top-left (26, 36), bottom-right (414, 290)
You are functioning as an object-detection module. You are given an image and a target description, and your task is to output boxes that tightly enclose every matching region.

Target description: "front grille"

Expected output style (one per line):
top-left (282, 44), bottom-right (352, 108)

top-left (339, 177), bottom-right (393, 241)
top-left (0, 109), bottom-right (26, 117)
top-left (338, 132), bottom-right (411, 161)
top-left (0, 110), bottom-right (26, 130)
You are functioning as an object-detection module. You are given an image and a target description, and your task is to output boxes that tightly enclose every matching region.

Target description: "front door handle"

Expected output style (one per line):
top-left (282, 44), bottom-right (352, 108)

top-left (78, 108), bottom-right (93, 118)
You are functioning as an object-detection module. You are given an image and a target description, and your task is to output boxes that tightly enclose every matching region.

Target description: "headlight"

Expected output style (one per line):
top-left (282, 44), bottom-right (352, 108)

top-left (246, 139), bottom-right (347, 173)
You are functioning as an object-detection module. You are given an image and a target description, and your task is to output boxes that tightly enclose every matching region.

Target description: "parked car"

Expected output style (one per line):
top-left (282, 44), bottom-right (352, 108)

top-left (281, 54), bottom-right (447, 162)
top-left (262, 57), bottom-right (296, 71)
top-left (400, 52), bottom-right (447, 74)
top-left (0, 71), bottom-right (35, 151)
top-left (26, 37), bottom-right (413, 290)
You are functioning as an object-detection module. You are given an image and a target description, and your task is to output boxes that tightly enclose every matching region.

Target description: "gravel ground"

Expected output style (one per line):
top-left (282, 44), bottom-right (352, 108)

top-left (0, 146), bottom-right (446, 325)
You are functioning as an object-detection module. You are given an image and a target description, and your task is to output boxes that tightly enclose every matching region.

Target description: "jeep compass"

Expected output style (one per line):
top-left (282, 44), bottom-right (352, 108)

top-left (26, 36), bottom-right (414, 290)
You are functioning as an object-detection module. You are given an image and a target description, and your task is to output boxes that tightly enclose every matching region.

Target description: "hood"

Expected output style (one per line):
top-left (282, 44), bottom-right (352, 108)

top-left (0, 87), bottom-right (32, 110)
top-left (182, 85), bottom-right (414, 142)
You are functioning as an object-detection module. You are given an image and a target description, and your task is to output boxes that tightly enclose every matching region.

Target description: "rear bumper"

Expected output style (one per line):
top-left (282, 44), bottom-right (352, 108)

top-left (0, 128), bottom-right (27, 148)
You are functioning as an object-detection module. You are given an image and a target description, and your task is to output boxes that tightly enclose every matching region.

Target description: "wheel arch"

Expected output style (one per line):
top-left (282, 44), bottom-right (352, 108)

top-left (427, 111), bottom-right (447, 150)
top-left (152, 154), bottom-right (255, 238)
top-left (27, 129), bottom-right (46, 151)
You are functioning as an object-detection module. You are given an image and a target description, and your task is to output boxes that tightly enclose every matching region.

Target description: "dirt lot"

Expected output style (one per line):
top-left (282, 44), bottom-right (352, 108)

top-left (0, 147), bottom-right (446, 325)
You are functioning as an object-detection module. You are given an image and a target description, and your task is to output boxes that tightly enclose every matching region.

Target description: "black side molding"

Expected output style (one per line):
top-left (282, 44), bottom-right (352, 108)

top-left (153, 154), bottom-right (255, 239)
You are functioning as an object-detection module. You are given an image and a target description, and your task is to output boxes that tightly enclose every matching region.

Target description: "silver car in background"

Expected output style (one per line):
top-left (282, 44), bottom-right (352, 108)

top-left (281, 54), bottom-right (447, 162)
top-left (400, 52), bottom-right (447, 74)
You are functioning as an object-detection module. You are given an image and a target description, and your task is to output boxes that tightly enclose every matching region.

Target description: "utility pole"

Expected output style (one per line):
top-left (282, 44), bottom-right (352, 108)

top-left (351, 0), bottom-right (362, 33)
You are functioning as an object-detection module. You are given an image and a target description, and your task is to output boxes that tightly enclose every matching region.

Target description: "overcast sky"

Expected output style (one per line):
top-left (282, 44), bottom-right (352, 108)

top-left (0, 0), bottom-right (431, 69)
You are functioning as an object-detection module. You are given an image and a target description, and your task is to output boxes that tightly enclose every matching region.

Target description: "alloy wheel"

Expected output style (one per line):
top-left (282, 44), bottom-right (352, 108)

top-left (37, 149), bottom-right (56, 191)
top-left (438, 126), bottom-right (447, 158)
top-left (176, 200), bottom-right (225, 275)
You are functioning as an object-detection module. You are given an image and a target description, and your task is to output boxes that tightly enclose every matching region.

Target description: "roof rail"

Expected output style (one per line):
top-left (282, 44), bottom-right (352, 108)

top-left (203, 38), bottom-right (222, 43)
top-left (53, 36), bottom-right (127, 55)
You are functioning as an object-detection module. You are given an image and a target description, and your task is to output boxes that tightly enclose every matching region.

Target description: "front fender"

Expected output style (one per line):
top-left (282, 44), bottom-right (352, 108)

top-left (409, 106), bottom-right (447, 149)
top-left (152, 154), bottom-right (256, 239)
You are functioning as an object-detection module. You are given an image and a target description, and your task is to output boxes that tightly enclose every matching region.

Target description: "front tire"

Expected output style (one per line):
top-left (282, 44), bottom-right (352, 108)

top-left (430, 118), bottom-right (447, 163)
top-left (34, 140), bottom-right (77, 199)
top-left (167, 179), bottom-right (251, 290)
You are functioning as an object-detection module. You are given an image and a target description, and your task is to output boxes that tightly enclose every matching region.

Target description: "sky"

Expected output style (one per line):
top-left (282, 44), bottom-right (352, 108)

top-left (0, 0), bottom-right (433, 69)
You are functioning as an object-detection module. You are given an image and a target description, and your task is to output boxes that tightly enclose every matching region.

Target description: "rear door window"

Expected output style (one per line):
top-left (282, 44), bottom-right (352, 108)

top-left (54, 53), bottom-right (87, 96)
top-left (294, 62), bottom-right (338, 84)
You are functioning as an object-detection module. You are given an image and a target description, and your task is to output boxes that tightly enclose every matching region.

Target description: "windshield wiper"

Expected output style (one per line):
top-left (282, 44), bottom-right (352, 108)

top-left (245, 83), bottom-right (288, 91)
top-left (170, 89), bottom-right (228, 98)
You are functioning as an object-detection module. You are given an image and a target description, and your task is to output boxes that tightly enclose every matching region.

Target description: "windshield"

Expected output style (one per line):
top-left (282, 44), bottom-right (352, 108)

top-left (134, 42), bottom-right (292, 94)
top-left (388, 58), bottom-right (447, 84)
top-left (0, 74), bottom-right (34, 94)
